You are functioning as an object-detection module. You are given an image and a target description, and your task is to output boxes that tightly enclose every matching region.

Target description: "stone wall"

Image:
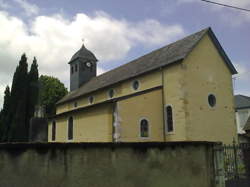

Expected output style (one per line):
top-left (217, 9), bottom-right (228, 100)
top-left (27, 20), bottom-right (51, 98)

top-left (0, 142), bottom-right (216, 187)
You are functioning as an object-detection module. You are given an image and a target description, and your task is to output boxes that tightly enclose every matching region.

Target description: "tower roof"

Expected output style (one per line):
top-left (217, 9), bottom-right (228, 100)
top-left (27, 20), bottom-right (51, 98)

top-left (68, 44), bottom-right (98, 64)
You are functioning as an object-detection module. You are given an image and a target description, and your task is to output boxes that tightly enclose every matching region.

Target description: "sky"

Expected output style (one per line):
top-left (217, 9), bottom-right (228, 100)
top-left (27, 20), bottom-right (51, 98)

top-left (0, 0), bottom-right (249, 108)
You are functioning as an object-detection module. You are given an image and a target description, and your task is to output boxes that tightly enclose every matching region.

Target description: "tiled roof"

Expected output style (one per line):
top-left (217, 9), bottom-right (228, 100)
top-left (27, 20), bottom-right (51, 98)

top-left (57, 27), bottom-right (237, 105)
top-left (69, 44), bottom-right (98, 64)
top-left (235, 95), bottom-right (250, 110)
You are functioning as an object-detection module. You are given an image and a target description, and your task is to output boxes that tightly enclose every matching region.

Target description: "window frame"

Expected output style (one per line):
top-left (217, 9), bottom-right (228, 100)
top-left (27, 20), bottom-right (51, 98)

top-left (107, 89), bottom-right (115, 99)
top-left (52, 121), bottom-right (56, 141)
top-left (88, 96), bottom-right (94, 104)
top-left (67, 116), bottom-right (74, 141)
top-left (74, 101), bottom-right (78, 108)
top-left (208, 93), bottom-right (216, 108)
top-left (165, 105), bottom-right (174, 134)
top-left (139, 117), bottom-right (150, 138)
top-left (131, 80), bottom-right (140, 91)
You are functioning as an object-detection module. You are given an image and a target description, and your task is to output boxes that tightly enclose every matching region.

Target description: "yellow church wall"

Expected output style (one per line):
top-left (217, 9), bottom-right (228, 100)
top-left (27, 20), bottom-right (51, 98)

top-left (48, 104), bottom-right (113, 142)
top-left (117, 89), bottom-right (164, 142)
top-left (162, 64), bottom-right (188, 141)
top-left (183, 34), bottom-right (237, 144)
top-left (56, 70), bottom-right (162, 115)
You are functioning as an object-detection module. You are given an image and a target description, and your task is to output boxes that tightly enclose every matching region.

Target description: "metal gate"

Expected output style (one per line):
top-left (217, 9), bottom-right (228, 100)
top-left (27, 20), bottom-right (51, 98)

top-left (223, 142), bottom-right (250, 187)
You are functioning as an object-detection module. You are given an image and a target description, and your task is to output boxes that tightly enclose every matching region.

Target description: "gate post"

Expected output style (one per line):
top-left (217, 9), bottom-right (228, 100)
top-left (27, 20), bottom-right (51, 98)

top-left (213, 144), bottom-right (226, 187)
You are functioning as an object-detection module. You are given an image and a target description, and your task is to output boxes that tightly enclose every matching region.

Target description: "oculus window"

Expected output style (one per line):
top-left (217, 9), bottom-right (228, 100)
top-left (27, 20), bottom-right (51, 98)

top-left (88, 96), bottom-right (94, 104)
top-left (74, 102), bottom-right (78, 108)
top-left (108, 89), bottom-right (114, 98)
top-left (132, 80), bottom-right (140, 90)
top-left (208, 94), bottom-right (216, 107)
top-left (140, 119), bottom-right (149, 138)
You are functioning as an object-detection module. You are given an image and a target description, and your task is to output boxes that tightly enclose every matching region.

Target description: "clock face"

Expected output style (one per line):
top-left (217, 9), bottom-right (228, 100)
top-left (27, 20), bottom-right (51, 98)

top-left (86, 62), bottom-right (92, 68)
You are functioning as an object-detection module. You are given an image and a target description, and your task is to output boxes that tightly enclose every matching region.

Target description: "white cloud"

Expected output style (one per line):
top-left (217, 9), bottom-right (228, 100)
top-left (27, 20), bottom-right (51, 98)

top-left (0, 10), bottom-right (185, 108)
top-left (13, 0), bottom-right (39, 16)
top-left (233, 63), bottom-right (248, 80)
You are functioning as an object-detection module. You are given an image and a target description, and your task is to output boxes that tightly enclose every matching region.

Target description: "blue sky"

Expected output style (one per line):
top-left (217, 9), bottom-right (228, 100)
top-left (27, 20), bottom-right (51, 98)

top-left (0, 0), bottom-right (250, 107)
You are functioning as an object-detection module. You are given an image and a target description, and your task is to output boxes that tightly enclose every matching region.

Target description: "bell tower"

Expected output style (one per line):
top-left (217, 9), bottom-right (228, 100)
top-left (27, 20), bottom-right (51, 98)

top-left (69, 44), bottom-right (98, 91)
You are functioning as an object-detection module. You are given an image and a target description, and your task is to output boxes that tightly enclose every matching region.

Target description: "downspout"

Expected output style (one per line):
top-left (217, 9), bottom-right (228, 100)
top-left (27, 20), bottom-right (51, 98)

top-left (161, 67), bottom-right (166, 142)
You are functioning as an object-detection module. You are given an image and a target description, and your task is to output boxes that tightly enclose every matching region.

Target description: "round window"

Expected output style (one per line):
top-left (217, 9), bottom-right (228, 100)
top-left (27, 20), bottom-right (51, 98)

top-left (108, 89), bottom-right (114, 98)
top-left (88, 96), bottom-right (94, 104)
top-left (208, 94), bottom-right (216, 107)
top-left (74, 102), bottom-right (78, 108)
top-left (132, 80), bottom-right (139, 90)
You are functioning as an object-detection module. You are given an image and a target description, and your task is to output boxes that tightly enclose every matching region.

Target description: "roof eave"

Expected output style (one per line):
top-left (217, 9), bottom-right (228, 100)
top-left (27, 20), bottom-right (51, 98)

top-left (56, 59), bottom-right (184, 106)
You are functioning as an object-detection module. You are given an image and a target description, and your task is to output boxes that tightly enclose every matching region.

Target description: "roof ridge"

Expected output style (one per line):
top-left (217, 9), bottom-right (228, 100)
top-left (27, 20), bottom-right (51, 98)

top-left (91, 27), bottom-right (210, 80)
top-left (57, 27), bottom-right (236, 105)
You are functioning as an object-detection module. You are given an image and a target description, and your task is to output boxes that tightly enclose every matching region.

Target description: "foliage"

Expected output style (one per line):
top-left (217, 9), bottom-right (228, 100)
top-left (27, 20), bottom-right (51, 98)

top-left (27, 57), bottom-right (39, 123)
top-left (0, 86), bottom-right (11, 141)
top-left (39, 75), bottom-right (68, 116)
top-left (0, 55), bottom-right (66, 142)
top-left (0, 54), bottom-right (40, 142)
top-left (8, 54), bottom-right (29, 142)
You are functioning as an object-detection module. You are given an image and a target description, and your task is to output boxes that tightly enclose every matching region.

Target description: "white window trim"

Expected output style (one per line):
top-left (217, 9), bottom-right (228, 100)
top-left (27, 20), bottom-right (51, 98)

top-left (67, 116), bottom-right (74, 142)
top-left (165, 104), bottom-right (175, 135)
top-left (207, 93), bottom-right (217, 109)
top-left (138, 117), bottom-right (150, 139)
top-left (131, 79), bottom-right (140, 91)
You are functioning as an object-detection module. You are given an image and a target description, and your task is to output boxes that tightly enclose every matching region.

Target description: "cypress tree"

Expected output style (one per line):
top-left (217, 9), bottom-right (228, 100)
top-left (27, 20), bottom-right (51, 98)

top-left (0, 86), bottom-right (11, 141)
top-left (8, 54), bottom-right (29, 142)
top-left (27, 57), bottom-right (39, 124)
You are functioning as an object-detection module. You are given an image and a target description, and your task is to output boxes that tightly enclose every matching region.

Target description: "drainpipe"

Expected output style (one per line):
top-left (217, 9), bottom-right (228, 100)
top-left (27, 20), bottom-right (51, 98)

top-left (161, 67), bottom-right (166, 142)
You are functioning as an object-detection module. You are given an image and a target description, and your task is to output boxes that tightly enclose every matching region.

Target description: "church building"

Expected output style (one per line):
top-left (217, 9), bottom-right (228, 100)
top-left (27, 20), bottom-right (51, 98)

top-left (48, 27), bottom-right (237, 144)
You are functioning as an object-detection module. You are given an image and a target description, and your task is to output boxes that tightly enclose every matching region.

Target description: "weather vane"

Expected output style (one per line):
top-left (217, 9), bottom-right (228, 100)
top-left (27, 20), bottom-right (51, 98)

top-left (81, 38), bottom-right (86, 47)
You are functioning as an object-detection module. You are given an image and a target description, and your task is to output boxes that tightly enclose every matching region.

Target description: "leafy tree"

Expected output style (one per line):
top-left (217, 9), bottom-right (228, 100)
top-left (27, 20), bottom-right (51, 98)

top-left (27, 57), bottom-right (39, 123)
top-left (39, 75), bottom-right (68, 116)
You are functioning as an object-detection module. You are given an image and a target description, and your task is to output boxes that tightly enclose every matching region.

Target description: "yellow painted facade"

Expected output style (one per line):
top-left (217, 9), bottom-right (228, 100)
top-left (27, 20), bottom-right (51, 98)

top-left (183, 34), bottom-right (237, 144)
top-left (56, 70), bottom-right (162, 115)
top-left (49, 32), bottom-right (237, 144)
top-left (49, 104), bottom-right (113, 142)
top-left (117, 89), bottom-right (164, 142)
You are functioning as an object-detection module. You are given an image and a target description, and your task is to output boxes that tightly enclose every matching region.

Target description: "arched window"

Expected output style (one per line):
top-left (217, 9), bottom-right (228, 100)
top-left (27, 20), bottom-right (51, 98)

top-left (52, 121), bottom-right (56, 141)
top-left (68, 117), bottom-right (73, 140)
top-left (140, 119), bottom-right (149, 138)
top-left (165, 106), bottom-right (173, 132)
